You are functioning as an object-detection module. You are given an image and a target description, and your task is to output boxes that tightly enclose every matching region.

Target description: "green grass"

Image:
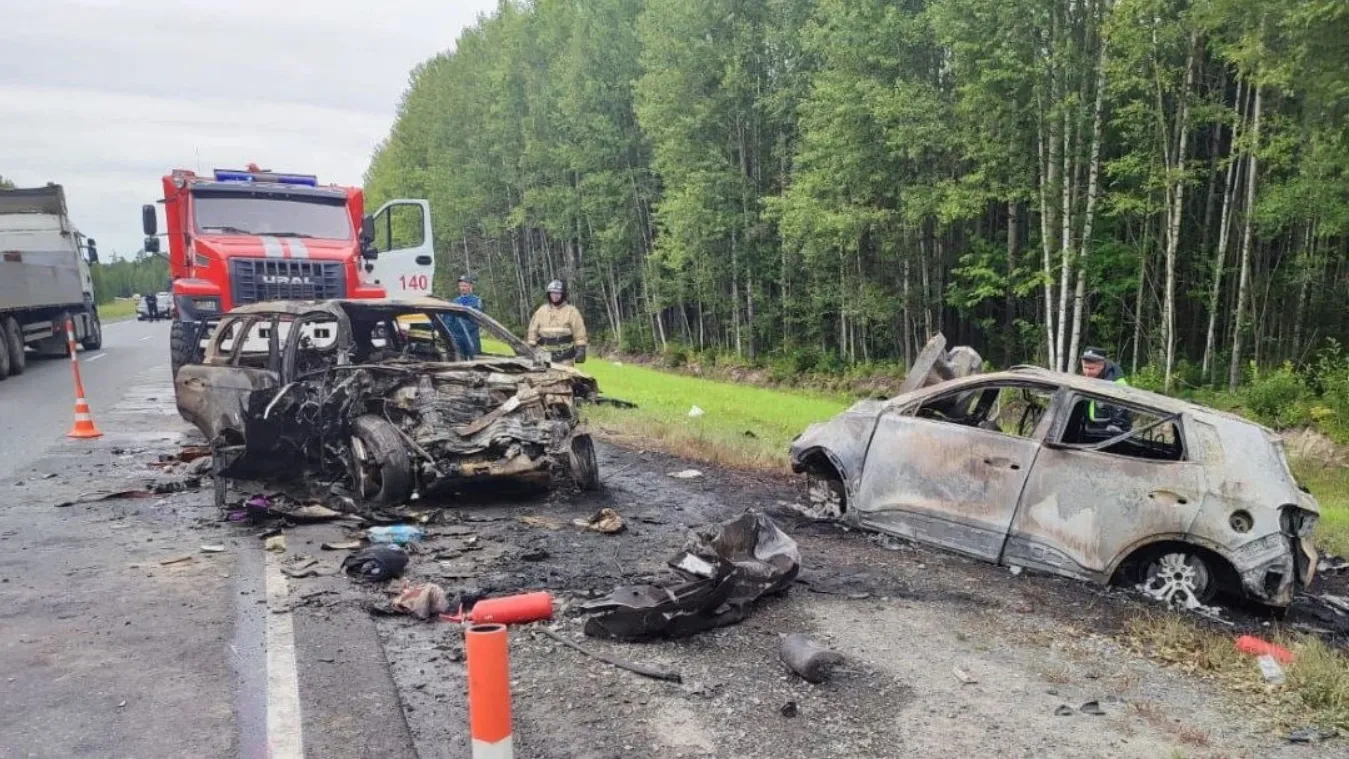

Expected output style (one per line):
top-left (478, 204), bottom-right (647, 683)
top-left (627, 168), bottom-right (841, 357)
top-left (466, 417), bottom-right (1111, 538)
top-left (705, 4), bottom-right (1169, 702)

top-left (98, 299), bottom-right (138, 322)
top-left (580, 357), bottom-right (849, 469)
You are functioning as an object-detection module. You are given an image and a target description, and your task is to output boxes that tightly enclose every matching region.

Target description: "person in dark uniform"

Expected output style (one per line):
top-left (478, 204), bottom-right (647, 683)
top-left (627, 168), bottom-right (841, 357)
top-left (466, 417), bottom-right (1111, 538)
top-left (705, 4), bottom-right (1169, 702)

top-left (1080, 346), bottom-right (1131, 435)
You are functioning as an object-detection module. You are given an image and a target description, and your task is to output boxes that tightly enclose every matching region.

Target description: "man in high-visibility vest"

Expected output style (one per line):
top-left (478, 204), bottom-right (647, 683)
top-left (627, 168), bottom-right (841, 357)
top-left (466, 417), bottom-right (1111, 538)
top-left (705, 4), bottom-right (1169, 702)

top-left (526, 280), bottom-right (588, 366)
top-left (1080, 346), bottom-right (1131, 435)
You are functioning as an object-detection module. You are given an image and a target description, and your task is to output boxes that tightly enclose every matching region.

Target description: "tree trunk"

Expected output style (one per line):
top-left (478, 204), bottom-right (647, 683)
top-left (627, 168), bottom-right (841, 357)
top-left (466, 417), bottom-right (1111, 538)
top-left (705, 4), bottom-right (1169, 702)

top-left (1163, 33), bottom-right (1198, 393)
top-left (1068, 38), bottom-right (1108, 371)
top-left (1039, 46), bottom-right (1061, 369)
top-left (1005, 201), bottom-right (1020, 365)
top-left (1055, 107), bottom-right (1074, 372)
top-left (1229, 82), bottom-right (1262, 391)
top-left (1202, 79), bottom-right (1246, 381)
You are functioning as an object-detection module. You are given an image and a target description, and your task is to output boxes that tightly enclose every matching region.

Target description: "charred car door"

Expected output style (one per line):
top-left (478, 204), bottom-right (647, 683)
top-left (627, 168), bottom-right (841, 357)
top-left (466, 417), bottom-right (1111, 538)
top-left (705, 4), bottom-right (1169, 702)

top-left (853, 381), bottom-right (1058, 563)
top-left (1006, 393), bottom-right (1205, 582)
top-left (175, 315), bottom-right (284, 475)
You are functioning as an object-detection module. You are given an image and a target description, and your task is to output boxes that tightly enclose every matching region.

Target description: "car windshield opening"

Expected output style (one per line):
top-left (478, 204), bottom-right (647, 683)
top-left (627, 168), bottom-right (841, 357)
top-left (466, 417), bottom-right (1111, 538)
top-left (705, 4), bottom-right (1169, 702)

top-left (193, 192), bottom-right (352, 240)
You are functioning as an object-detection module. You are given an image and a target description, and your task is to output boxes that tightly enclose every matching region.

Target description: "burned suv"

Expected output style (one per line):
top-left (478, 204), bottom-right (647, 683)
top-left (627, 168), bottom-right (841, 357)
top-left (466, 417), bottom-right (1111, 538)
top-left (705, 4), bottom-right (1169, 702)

top-left (175, 298), bottom-right (600, 508)
top-left (791, 364), bottom-right (1321, 609)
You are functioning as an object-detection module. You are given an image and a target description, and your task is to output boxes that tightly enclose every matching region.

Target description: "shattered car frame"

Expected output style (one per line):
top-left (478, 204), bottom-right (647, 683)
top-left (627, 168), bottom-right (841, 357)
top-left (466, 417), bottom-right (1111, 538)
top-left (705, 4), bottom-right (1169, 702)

top-left (790, 366), bottom-right (1320, 608)
top-left (176, 298), bottom-right (600, 509)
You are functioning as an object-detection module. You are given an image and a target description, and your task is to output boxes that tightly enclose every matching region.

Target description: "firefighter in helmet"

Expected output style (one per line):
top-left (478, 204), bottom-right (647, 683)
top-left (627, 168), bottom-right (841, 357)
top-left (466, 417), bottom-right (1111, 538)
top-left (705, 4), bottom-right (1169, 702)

top-left (526, 279), bottom-right (588, 366)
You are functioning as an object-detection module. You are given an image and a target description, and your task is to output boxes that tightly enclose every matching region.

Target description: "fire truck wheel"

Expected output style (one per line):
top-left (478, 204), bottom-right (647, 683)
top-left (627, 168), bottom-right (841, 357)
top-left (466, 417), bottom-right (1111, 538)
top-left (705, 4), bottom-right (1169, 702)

top-left (169, 320), bottom-right (199, 377)
top-left (2, 317), bottom-right (24, 375)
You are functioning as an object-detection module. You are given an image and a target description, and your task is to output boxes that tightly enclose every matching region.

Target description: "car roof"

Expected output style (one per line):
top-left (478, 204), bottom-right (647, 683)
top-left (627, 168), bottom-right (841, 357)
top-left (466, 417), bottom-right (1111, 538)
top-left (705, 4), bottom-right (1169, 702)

top-left (908, 365), bottom-right (1273, 432)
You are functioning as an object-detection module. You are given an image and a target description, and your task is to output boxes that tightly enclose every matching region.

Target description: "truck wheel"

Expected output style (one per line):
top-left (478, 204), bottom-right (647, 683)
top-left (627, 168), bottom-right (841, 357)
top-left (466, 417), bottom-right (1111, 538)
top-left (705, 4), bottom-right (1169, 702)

top-left (169, 320), bottom-right (200, 377)
top-left (80, 312), bottom-right (102, 351)
top-left (349, 415), bottom-right (414, 509)
top-left (2, 316), bottom-right (22, 375)
top-left (0, 326), bottom-right (11, 379)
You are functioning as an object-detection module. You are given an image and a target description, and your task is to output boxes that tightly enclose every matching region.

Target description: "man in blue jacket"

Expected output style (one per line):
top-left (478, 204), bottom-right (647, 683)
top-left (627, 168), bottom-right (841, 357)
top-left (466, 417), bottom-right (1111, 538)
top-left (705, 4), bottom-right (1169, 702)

top-left (445, 274), bottom-right (482, 359)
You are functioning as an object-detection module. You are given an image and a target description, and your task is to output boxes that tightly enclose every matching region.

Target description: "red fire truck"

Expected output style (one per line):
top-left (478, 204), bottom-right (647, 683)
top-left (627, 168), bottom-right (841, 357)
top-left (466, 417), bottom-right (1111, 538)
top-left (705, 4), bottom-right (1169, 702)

top-left (141, 165), bottom-right (435, 374)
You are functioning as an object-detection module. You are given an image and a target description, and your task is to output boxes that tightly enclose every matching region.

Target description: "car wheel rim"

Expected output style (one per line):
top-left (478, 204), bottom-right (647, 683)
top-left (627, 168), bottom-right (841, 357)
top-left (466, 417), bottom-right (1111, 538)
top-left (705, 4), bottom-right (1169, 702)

top-left (350, 436), bottom-right (381, 497)
top-left (1144, 552), bottom-right (1211, 607)
top-left (806, 477), bottom-right (844, 519)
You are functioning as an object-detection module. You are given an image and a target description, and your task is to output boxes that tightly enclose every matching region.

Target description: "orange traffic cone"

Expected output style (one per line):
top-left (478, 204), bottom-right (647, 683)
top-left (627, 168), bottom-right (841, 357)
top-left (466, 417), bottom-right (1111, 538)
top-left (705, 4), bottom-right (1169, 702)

top-left (65, 316), bottom-right (103, 439)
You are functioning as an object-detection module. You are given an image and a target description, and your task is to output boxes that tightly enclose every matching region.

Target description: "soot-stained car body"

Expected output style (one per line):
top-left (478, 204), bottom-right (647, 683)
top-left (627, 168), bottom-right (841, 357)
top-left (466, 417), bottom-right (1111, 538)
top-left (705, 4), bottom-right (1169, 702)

top-left (175, 298), bottom-right (599, 508)
top-left (790, 366), bottom-right (1320, 608)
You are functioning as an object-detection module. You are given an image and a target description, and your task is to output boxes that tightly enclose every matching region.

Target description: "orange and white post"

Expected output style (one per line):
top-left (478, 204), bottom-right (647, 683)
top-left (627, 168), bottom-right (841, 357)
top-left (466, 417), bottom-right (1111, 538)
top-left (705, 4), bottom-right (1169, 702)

top-left (465, 623), bottom-right (513, 759)
top-left (65, 316), bottom-right (102, 439)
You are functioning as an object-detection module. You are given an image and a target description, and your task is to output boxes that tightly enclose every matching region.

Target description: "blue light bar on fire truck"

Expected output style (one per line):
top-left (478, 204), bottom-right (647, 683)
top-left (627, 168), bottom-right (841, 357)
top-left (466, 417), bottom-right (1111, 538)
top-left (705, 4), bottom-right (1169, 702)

top-left (213, 169), bottom-right (319, 186)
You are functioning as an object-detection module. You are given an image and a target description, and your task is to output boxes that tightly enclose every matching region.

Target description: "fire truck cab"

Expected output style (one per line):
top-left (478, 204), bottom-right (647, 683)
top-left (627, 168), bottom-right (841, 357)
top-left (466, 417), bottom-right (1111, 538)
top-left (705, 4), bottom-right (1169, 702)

top-left (142, 166), bottom-right (435, 375)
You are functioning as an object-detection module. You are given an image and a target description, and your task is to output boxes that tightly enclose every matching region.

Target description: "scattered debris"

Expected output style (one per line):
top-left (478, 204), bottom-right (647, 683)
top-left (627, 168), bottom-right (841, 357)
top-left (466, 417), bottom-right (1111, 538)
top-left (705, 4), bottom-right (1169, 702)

top-left (573, 508), bottom-right (625, 534)
top-left (393, 582), bottom-right (451, 620)
top-left (342, 545), bottom-right (409, 582)
top-left (321, 540), bottom-right (363, 551)
top-left (1320, 553), bottom-right (1348, 574)
top-left (687, 405), bottom-right (705, 418)
top-left (780, 701), bottom-right (798, 718)
top-left (1234, 635), bottom-right (1294, 665)
top-left (1315, 593), bottom-right (1349, 616)
top-left (263, 535), bottom-right (287, 553)
top-left (282, 503), bottom-right (344, 523)
top-left (200, 545), bottom-right (226, 553)
top-left (368, 525), bottom-right (425, 545)
top-left (1054, 705), bottom-right (1075, 717)
top-left (159, 554), bottom-right (193, 566)
top-left (1008, 565), bottom-right (1023, 576)
top-left (186, 457), bottom-right (214, 476)
top-left (1078, 700), bottom-right (1105, 716)
top-left (443, 591), bottom-right (553, 625)
top-left (281, 557), bottom-right (320, 579)
top-left (1286, 726), bottom-right (1336, 744)
top-left (536, 628), bottom-right (682, 683)
top-left (952, 666), bottom-right (977, 685)
top-left (780, 633), bottom-right (845, 684)
top-left (520, 548), bottom-right (551, 562)
top-left (668, 469), bottom-right (703, 479)
top-left (518, 515), bottom-right (564, 530)
top-left (582, 510), bottom-right (799, 641)
top-left (1256, 654), bottom-right (1286, 685)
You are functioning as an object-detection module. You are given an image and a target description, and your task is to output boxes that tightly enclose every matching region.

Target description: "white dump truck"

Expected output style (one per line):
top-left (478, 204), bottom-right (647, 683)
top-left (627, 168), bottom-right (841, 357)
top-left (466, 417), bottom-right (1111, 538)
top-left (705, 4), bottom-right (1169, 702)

top-left (0, 184), bottom-right (103, 379)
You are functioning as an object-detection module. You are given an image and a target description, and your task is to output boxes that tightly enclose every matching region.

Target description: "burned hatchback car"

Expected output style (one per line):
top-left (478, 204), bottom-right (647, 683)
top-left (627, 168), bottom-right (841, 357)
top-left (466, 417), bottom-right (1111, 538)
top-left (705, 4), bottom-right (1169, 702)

top-left (176, 298), bottom-right (600, 509)
top-left (790, 365), bottom-right (1320, 608)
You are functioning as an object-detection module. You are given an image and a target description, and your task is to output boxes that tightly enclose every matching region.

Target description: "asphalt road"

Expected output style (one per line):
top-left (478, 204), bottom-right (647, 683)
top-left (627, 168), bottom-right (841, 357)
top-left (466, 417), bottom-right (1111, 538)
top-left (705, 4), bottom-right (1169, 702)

top-left (0, 316), bottom-right (169, 480)
top-left (0, 317), bottom-right (420, 758)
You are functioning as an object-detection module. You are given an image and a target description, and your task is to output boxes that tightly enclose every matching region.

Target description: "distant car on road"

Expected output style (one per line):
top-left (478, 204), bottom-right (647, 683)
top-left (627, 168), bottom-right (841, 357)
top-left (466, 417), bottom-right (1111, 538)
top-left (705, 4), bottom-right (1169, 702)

top-left (790, 365), bottom-right (1321, 609)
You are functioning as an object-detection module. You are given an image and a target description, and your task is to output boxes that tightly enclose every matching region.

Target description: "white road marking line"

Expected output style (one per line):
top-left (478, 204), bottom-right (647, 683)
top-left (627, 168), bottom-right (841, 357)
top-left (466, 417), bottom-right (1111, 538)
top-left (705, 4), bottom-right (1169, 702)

top-left (86, 353), bottom-right (107, 362)
top-left (264, 551), bottom-right (305, 759)
top-left (139, 335), bottom-right (152, 342)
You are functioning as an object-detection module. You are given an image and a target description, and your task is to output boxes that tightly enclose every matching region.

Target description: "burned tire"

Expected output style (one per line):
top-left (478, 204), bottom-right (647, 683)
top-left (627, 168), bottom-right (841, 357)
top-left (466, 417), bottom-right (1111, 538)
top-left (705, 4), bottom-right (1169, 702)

top-left (169, 320), bottom-right (200, 377)
top-left (349, 415), bottom-right (415, 509)
top-left (3, 317), bottom-right (24, 375)
top-left (568, 433), bottom-right (600, 491)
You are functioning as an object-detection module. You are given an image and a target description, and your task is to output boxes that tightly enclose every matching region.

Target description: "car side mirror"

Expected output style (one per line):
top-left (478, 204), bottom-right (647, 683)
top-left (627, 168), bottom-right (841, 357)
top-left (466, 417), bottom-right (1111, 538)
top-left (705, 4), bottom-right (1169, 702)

top-left (86, 238), bottom-right (99, 264)
top-left (360, 215), bottom-right (378, 260)
top-left (144, 236), bottom-right (161, 254)
top-left (142, 204), bottom-right (157, 236)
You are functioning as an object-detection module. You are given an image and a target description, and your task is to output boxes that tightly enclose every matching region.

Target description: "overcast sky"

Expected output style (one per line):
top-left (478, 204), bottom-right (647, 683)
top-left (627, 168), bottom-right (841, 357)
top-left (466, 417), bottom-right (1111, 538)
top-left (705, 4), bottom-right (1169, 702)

top-left (0, 0), bottom-right (496, 258)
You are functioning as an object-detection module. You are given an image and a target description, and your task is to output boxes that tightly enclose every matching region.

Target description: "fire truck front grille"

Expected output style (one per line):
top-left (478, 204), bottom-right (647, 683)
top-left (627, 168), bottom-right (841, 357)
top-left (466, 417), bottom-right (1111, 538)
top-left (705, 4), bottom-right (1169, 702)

top-left (230, 259), bottom-right (346, 305)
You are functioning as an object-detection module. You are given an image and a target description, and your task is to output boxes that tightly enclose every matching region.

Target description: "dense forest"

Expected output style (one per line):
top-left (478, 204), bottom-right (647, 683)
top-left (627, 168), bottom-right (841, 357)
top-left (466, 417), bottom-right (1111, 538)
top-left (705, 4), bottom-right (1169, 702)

top-left (364, 0), bottom-right (1349, 392)
top-left (90, 254), bottom-right (170, 305)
